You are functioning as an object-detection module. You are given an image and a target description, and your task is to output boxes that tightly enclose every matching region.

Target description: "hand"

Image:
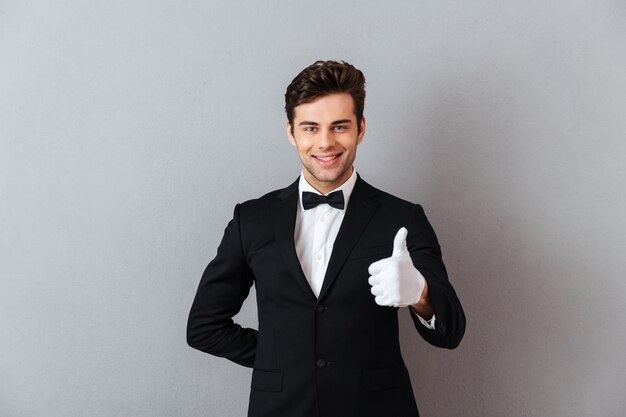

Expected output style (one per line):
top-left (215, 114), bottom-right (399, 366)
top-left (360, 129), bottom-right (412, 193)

top-left (367, 227), bottom-right (426, 308)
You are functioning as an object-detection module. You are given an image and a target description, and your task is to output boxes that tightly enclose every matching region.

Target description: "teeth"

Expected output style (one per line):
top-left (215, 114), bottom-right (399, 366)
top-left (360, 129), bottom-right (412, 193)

top-left (316, 154), bottom-right (338, 161)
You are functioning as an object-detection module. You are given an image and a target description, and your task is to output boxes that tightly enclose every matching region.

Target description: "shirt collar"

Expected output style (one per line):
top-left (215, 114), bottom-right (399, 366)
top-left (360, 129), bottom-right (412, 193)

top-left (298, 166), bottom-right (358, 212)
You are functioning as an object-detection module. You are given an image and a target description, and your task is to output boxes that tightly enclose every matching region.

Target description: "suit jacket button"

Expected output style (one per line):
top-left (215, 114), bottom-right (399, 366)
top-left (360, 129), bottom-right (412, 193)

top-left (316, 305), bottom-right (325, 313)
top-left (316, 359), bottom-right (327, 368)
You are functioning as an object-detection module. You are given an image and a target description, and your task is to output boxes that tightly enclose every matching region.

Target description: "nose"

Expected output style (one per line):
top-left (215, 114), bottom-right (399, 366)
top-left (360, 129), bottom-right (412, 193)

top-left (318, 128), bottom-right (336, 149)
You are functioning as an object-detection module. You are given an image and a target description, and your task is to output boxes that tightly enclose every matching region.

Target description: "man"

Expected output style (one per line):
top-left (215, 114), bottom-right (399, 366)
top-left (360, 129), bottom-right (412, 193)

top-left (187, 60), bottom-right (465, 417)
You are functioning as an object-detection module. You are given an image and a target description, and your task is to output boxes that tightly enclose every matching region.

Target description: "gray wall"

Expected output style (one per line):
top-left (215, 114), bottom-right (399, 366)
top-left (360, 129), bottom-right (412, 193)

top-left (1, 1), bottom-right (625, 416)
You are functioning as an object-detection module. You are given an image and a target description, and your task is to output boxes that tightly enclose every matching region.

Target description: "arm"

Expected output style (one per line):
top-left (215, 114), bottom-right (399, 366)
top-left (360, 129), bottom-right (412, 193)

top-left (410, 281), bottom-right (434, 322)
top-left (406, 204), bottom-right (465, 349)
top-left (186, 203), bottom-right (257, 367)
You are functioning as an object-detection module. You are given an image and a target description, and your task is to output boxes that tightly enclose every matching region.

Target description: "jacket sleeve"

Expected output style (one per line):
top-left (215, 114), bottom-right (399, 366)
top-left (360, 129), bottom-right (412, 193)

top-left (406, 204), bottom-right (466, 349)
top-left (186, 203), bottom-right (257, 367)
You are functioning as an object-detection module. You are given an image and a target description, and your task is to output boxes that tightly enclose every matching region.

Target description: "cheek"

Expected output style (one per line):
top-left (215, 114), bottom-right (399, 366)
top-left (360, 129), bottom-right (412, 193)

top-left (295, 145), bottom-right (311, 159)
top-left (296, 140), bottom-right (314, 154)
top-left (342, 143), bottom-right (357, 154)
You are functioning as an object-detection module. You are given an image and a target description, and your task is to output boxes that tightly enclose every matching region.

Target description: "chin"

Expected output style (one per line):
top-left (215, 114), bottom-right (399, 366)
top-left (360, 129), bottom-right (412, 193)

top-left (317, 171), bottom-right (347, 185)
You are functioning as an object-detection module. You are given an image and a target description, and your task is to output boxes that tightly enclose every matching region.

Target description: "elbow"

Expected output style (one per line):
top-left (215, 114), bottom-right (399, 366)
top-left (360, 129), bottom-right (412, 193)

top-left (186, 319), bottom-right (229, 354)
top-left (444, 332), bottom-right (464, 350)
top-left (441, 313), bottom-right (466, 350)
top-left (186, 325), bottom-right (201, 350)
top-left (186, 329), bottom-right (199, 349)
top-left (186, 317), bottom-right (215, 352)
top-left (187, 327), bottom-right (221, 353)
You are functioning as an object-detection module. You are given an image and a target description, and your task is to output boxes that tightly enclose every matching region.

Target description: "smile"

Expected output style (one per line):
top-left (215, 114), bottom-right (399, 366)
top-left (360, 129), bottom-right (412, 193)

top-left (314, 153), bottom-right (341, 161)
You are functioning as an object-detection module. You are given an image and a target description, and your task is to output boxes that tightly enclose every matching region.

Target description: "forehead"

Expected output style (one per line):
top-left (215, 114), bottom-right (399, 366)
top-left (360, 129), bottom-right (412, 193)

top-left (293, 93), bottom-right (356, 122)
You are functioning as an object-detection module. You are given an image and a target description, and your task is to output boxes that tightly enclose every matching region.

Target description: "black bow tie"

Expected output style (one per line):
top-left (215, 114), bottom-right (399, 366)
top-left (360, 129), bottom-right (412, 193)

top-left (302, 190), bottom-right (345, 210)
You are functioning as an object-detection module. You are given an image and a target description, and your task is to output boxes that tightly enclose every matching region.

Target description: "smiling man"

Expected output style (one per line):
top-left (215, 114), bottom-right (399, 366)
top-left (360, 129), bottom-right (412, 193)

top-left (287, 92), bottom-right (362, 194)
top-left (187, 60), bottom-right (465, 417)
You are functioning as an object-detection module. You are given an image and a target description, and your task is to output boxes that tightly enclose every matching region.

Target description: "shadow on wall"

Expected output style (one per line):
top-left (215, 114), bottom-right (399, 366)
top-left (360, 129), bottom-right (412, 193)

top-left (398, 70), bottom-right (625, 416)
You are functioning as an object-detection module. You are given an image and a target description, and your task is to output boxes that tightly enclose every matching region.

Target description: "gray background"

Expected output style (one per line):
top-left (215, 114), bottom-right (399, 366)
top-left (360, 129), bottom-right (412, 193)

top-left (1, 1), bottom-right (625, 416)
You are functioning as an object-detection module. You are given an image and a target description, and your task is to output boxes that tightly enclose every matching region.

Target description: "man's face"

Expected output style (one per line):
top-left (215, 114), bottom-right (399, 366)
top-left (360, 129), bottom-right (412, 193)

top-left (286, 93), bottom-right (366, 195)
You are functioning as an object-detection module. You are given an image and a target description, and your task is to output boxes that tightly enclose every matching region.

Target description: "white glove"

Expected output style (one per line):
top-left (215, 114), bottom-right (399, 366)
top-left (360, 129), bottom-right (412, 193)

top-left (367, 227), bottom-right (426, 308)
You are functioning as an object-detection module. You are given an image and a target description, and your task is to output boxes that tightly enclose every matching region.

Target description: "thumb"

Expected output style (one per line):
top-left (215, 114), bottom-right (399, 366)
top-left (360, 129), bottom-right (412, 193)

top-left (392, 227), bottom-right (408, 257)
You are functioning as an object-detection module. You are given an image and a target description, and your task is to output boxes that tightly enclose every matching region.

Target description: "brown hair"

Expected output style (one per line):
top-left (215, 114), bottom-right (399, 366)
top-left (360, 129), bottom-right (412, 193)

top-left (285, 60), bottom-right (366, 134)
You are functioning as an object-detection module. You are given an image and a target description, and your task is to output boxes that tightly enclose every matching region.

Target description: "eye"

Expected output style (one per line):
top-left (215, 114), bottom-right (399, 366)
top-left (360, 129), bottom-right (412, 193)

top-left (333, 125), bottom-right (347, 131)
top-left (304, 126), bottom-right (317, 133)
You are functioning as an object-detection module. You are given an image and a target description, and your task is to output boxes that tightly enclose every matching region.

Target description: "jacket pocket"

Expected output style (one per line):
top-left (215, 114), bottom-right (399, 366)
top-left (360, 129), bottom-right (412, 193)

top-left (251, 369), bottom-right (283, 392)
top-left (363, 366), bottom-right (410, 391)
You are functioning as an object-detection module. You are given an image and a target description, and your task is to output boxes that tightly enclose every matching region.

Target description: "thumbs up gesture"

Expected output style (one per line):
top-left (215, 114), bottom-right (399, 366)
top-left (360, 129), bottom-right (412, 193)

top-left (367, 227), bottom-right (426, 308)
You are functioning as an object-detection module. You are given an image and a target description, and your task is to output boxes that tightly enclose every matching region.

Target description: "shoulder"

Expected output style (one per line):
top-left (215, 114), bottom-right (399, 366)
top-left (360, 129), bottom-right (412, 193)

top-left (357, 175), bottom-right (422, 211)
top-left (234, 176), bottom-right (299, 215)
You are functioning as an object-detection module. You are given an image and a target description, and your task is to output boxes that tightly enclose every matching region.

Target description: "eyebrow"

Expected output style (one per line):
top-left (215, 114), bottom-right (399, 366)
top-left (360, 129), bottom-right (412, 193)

top-left (298, 119), bottom-right (353, 126)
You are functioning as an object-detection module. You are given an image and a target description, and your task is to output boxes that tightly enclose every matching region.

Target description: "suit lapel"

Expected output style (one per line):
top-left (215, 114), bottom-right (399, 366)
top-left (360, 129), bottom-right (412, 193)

top-left (318, 175), bottom-right (379, 301)
top-left (271, 177), bottom-right (318, 301)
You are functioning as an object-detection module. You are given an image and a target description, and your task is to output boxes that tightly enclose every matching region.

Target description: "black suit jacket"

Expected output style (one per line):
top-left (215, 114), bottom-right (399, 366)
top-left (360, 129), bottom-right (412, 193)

top-left (187, 174), bottom-right (465, 417)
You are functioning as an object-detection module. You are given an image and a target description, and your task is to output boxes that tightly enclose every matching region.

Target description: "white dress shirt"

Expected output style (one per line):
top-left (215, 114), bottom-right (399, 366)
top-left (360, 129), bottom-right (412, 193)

top-left (293, 167), bottom-right (436, 329)
top-left (294, 167), bottom-right (358, 297)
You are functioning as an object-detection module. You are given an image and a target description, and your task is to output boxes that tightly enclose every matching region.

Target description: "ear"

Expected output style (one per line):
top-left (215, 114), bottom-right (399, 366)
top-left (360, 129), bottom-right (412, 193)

top-left (357, 116), bottom-right (366, 145)
top-left (286, 120), bottom-right (296, 146)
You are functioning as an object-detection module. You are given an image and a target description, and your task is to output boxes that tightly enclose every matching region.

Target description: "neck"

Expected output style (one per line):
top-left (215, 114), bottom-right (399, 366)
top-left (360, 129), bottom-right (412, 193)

top-left (303, 166), bottom-right (353, 195)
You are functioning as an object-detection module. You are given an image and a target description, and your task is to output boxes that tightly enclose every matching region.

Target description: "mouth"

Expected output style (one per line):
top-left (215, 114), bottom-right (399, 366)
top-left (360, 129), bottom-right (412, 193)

top-left (313, 153), bottom-right (342, 162)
